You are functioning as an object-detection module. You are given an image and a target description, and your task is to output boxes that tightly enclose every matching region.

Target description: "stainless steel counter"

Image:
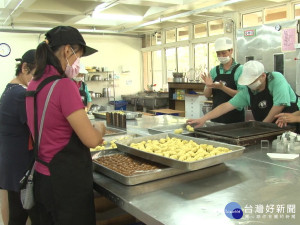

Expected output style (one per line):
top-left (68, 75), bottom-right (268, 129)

top-left (93, 115), bottom-right (188, 136)
top-left (93, 115), bottom-right (300, 224)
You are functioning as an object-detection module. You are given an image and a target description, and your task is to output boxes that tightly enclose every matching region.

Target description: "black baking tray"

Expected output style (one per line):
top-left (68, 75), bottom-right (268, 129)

top-left (194, 121), bottom-right (295, 146)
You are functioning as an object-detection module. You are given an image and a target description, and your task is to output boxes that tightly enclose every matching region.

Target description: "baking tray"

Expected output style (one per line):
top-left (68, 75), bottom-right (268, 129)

top-left (93, 111), bottom-right (142, 120)
top-left (148, 121), bottom-right (224, 135)
top-left (105, 127), bottom-right (127, 136)
top-left (194, 121), bottom-right (296, 146)
top-left (148, 124), bottom-right (191, 135)
top-left (90, 134), bottom-right (140, 156)
top-left (92, 111), bottom-right (107, 119)
top-left (93, 149), bottom-right (188, 185)
top-left (116, 133), bottom-right (245, 171)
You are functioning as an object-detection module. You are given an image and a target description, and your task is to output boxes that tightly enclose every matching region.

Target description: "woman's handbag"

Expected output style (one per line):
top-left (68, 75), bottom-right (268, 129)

top-left (20, 78), bottom-right (60, 209)
top-left (20, 163), bottom-right (35, 210)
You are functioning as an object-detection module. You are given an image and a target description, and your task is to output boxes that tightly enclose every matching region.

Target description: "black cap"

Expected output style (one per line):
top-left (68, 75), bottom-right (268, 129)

top-left (15, 49), bottom-right (36, 64)
top-left (45, 26), bottom-right (98, 57)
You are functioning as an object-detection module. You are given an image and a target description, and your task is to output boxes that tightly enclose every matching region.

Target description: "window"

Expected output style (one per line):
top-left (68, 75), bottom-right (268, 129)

top-left (177, 46), bottom-right (189, 73)
top-left (208, 19), bottom-right (224, 36)
top-left (265, 5), bottom-right (287, 23)
top-left (274, 54), bottom-right (284, 75)
top-left (151, 31), bottom-right (162, 45)
top-left (208, 43), bottom-right (218, 72)
top-left (194, 23), bottom-right (207, 38)
top-left (152, 50), bottom-right (162, 90)
top-left (166, 48), bottom-right (177, 82)
top-left (177, 26), bottom-right (189, 41)
top-left (166, 29), bottom-right (176, 43)
top-left (242, 12), bottom-right (262, 28)
top-left (295, 3), bottom-right (300, 19)
top-left (143, 52), bottom-right (152, 90)
top-left (194, 43), bottom-right (208, 81)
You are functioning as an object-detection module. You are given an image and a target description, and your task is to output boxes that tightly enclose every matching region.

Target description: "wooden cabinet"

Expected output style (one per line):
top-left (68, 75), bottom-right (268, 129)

top-left (168, 82), bottom-right (205, 116)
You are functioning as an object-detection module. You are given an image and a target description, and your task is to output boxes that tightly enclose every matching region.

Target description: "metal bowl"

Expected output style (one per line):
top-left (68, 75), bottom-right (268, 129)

top-left (173, 72), bottom-right (183, 78)
top-left (91, 75), bottom-right (100, 81)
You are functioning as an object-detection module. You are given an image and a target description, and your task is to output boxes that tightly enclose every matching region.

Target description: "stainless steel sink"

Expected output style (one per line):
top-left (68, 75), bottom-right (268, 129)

top-left (121, 92), bottom-right (169, 110)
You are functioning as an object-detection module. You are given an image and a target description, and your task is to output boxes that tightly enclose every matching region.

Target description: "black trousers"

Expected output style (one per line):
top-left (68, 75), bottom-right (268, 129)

top-left (7, 190), bottom-right (39, 225)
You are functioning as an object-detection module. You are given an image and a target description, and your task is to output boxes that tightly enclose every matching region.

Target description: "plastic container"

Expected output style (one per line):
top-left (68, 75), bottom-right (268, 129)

top-left (155, 112), bottom-right (179, 116)
top-left (272, 135), bottom-right (281, 149)
top-left (109, 100), bottom-right (128, 110)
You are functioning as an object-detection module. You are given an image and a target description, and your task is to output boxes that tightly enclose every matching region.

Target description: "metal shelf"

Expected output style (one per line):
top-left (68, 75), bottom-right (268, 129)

top-left (87, 70), bottom-right (116, 107)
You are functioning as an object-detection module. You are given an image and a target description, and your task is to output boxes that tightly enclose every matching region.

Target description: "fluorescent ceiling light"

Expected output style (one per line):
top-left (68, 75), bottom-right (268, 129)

top-left (94, 0), bottom-right (119, 13)
top-left (92, 13), bottom-right (143, 22)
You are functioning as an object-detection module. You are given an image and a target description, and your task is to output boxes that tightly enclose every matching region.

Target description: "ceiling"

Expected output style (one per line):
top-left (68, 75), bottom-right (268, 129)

top-left (0, 0), bottom-right (293, 36)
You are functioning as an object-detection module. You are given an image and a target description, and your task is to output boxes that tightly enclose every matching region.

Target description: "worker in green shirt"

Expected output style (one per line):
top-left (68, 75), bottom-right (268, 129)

top-left (188, 60), bottom-right (300, 128)
top-left (201, 37), bottom-right (245, 124)
top-left (74, 63), bottom-right (92, 112)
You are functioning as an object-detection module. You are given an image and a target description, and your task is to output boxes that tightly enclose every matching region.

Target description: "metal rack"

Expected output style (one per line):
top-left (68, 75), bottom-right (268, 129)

top-left (86, 71), bottom-right (116, 108)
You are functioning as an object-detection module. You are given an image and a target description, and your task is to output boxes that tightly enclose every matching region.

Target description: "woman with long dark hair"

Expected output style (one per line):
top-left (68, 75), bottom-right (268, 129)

top-left (26, 26), bottom-right (105, 225)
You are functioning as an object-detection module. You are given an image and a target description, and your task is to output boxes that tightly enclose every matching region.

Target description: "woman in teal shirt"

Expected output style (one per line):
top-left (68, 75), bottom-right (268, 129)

top-left (74, 63), bottom-right (92, 111)
top-left (188, 60), bottom-right (300, 128)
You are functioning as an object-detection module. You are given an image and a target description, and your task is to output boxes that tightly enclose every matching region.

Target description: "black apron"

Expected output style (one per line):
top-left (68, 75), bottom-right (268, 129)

top-left (211, 64), bottom-right (245, 123)
top-left (26, 76), bottom-right (96, 225)
top-left (79, 82), bottom-right (88, 106)
top-left (248, 72), bottom-right (299, 122)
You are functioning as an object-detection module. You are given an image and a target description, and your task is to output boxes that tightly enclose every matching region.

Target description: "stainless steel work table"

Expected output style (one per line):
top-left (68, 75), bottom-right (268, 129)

top-left (92, 116), bottom-right (300, 224)
top-left (92, 114), bottom-right (188, 136)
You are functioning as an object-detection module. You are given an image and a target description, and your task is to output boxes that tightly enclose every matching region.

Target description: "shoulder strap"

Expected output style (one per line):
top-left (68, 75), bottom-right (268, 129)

top-left (231, 63), bottom-right (240, 74)
top-left (216, 65), bottom-right (220, 75)
top-left (26, 78), bottom-right (59, 179)
top-left (37, 79), bottom-right (60, 150)
top-left (81, 81), bottom-right (86, 90)
top-left (26, 76), bottom-right (61, 97)
top-left (26, 76), bottom-right (61, 165)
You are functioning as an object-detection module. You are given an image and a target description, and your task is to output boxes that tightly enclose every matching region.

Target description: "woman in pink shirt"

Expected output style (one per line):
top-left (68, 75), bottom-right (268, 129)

top-left (26, 26), bottom-right (105, 225)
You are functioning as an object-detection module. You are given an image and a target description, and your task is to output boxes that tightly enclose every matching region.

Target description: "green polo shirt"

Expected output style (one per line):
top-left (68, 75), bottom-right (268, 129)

top-left (79, 82), bottom-right (92, 103)
top-left (209, 59), bottom-right (245, 91)
top-left (229, 72), bottom-right (300, 111)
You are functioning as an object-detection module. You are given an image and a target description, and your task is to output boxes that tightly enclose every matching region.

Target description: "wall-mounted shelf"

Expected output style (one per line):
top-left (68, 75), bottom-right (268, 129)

top-left (85, 70), bottom-right (116, 106)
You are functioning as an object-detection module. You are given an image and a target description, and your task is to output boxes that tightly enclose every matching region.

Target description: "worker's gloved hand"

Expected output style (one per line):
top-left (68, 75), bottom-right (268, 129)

top-left (211, 81), bottom-right (224, 90)
top-left (186, 118), bottom-right (206, 128)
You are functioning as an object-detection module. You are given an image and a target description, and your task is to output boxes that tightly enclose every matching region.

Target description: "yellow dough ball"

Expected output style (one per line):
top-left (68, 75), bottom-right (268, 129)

top-left (186, 124), bottom-right (194, 132)
top-left (174, 128), bottom-right (183, 134)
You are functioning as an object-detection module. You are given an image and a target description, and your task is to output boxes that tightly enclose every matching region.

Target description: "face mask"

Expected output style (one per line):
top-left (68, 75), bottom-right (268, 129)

top-left (218, 56), bottom-right (230, 64)
top-left (73, 77), bottom-right (83, 82)
top-left (65, 48), bottom-right (80, 79)
top-left (248, 80), bottom-right (262, 90)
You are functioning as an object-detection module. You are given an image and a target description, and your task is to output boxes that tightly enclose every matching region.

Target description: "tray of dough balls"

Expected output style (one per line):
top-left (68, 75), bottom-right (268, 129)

top-left (90, 134), bottom-right (140, 156)
top-left (116, 133), bottom-right (245, 171)
top-left (148, 121), bottom-right (224, 135)
top-left (93, 149), bottom-right (187, 185)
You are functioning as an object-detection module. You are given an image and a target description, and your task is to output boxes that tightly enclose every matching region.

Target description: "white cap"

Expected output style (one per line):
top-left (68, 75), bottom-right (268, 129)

top-left (238, 60), bottom-right (265, 85)
top-left (214, 37), bottom-right (233, 51)
top-left (79, 63), bottom-right (88, 74)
